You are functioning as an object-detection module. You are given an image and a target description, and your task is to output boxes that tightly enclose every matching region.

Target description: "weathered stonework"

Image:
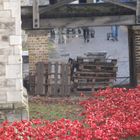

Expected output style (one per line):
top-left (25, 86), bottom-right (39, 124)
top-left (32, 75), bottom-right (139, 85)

top-left (0, 0), bottom-right (28, 121)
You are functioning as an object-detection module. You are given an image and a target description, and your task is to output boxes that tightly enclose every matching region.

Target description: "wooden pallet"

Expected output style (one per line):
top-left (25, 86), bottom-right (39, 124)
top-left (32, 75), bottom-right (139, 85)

top-left (47, 62), bottom-right (71, 96)
top-left (73, 55), bottom-right (117, 93)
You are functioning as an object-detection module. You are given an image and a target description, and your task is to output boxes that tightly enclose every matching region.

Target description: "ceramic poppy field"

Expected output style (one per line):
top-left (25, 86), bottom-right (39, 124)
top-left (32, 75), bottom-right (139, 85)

top-left (1, 87), bottom-right (140, 140)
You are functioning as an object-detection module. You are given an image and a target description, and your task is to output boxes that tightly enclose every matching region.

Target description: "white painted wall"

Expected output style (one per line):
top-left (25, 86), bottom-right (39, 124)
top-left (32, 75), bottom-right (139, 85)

top-left (48, 26), bottom-right (130, 85)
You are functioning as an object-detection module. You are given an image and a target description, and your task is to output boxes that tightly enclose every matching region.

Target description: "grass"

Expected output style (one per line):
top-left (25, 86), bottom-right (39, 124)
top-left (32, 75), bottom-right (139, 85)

top-left (29, 97), bottom-right (84, 121)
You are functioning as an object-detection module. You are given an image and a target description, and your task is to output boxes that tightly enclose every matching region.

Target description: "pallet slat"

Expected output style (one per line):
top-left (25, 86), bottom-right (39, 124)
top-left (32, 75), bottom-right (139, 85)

top-left (35, 62), bottom-right (47, 96)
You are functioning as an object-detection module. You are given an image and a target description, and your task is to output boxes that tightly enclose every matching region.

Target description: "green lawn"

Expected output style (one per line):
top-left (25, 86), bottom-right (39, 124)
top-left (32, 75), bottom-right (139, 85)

top-left (29, 97), bottom-right (84, 121)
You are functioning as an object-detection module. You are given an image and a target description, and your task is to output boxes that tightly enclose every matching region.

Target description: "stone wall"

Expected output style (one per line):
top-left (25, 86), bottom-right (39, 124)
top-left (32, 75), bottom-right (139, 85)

top-left (0, 0), bottom-right (28, 121)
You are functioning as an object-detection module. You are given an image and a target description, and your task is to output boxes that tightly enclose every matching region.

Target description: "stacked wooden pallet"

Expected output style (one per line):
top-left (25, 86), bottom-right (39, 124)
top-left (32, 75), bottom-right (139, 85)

top-left (47, 62), bottom-right (71, 96)
top-left (73, 54), bottom-right (117, 92)
top-left (29, 62), bottom-right (71, 96)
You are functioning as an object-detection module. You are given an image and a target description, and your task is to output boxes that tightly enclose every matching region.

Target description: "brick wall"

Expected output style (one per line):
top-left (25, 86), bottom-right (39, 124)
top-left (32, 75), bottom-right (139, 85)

top-left (27, 30), bottom-right (48, 75)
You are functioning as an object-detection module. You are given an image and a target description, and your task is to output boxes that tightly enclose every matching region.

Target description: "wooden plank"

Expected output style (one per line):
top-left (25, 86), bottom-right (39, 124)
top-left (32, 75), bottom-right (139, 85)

top-left (75, 71), bottom-right (116, 77)
top-left (40, 0), bottom-right (76, 14)
top-left (74, 78), bottom-right (115, 83)
top-left (78, 62), bottom-right (117, 67)
top-left (35, 62), bottom-right (47, 96)
top-left (104, 0), bottom-right (136, 11)
top-left (75, 84), bottom-right (109, 93)
top-left (22, 15), bottom-right (135, 29)
top-left (77, 81), bottom-right (113, 86)
top-left (29, 74), bottom-right (35, 95)
top-left (33, 0), bottom-right (40, 28)
top-left (61, 64), bottom-right (71, 96)
top-left (78, 65), bottom-right (118, 71)
top-left (61, 64), bottom-right (65, 96)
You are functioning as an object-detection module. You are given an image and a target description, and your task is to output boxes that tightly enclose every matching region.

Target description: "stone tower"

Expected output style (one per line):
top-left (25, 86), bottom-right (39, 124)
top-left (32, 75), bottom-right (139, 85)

top-left (0, 0), bottom-right (28, 121)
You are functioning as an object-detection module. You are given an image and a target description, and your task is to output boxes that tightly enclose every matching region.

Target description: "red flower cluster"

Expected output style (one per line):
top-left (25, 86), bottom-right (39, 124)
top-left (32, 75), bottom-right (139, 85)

top-left (0, 87), bottom-right (140, 140)
top-left (80, 86), bottom-right (140, 139)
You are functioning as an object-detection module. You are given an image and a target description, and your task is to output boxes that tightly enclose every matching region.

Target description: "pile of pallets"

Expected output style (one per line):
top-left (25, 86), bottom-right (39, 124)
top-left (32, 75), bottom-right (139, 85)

top-left (47, 62), bottom-right (71, 96)
top-left (73, 53), bottom-right (117, 92)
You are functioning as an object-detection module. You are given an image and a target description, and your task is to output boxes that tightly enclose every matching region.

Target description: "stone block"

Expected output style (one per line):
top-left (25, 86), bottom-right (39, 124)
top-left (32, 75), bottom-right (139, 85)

top-left (15, 20), bottom-right (22, 35)
top-left (0, 41), bottom-right (9, 49)
top-left (0, 47), bottom-right (14, 55)
top-left (14, 45), bottom-right (22, 55)
top-left (0, 62), bottom-right (5, 76)
top-left (7, 91), bottom-right (22, 103)
top-left (6, 64), bottom-right (22, 79)
top-left (0, 79), bottom-right (16, 88)
top-left (10, 35), bottom-right (22, 45)
top-left (0, 5), bottom-right (3, 10)
top-left (0, 28), bottom-right (15, 35)
top-left (3, 1), bottom-right (21, 35)
top-left (16, 79), bottom-right (23, 91)
top-left (0, 21), bottom-right (15, 34)
top-left (1, 35), bottom-right (9, 42)
top-left (0, 17), bottom-right (15, 23)
top-left (0, 79), bottom-right (7, 88)
top-left (0, 104), bottom-right (13, 110)
top-left (0, 55), bottom-right (8, 63)
top-left (8, 55), bottom-right (22, 64)
top-left (0, 92), bottom-right (7, 104)
top-left (6, 79), bottom-right (16, 87)
top-left (3, 2), bottom-right (17, 17)
top-left (0, 10), bottom-right (11, 18)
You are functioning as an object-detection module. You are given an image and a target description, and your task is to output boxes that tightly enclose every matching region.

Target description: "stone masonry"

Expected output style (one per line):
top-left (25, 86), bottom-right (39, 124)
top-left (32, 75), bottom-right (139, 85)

top-left (0, 0), bottom-right (28, 121)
